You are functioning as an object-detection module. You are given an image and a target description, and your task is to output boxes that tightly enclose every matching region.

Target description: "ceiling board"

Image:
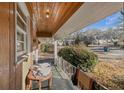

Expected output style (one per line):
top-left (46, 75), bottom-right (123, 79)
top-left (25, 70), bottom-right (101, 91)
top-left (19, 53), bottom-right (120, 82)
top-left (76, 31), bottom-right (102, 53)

top-left (26, 2), bottom-right (83, 37)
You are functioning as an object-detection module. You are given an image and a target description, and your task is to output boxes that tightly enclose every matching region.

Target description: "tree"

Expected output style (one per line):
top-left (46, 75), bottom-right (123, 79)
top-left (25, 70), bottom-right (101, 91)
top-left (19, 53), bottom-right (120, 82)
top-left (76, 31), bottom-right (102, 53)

top-left (74, 33), bottom-right (82, 45)
top-left (80, 35), bottom-right (95, 46)
top-left (81, 29), bottom-right (102, 45)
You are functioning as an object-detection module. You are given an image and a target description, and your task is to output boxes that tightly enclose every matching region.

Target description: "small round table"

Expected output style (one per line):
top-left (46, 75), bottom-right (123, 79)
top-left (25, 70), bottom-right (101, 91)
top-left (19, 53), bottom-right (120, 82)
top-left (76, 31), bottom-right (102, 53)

top-left (38, 71), bottom-right (52, 89)
top-left (26, 63), bottom-right (52, 90)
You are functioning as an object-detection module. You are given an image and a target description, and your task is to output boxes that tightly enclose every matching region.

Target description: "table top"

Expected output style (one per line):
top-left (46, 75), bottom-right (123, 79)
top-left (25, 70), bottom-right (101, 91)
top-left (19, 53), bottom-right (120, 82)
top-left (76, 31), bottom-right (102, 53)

top-left (31, 63), bottom-right (52, 77)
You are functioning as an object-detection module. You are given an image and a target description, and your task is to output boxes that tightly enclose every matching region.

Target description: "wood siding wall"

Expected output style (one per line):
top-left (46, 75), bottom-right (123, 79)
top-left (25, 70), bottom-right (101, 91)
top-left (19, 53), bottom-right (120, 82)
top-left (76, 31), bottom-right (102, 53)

top-left (0, 3), bottom-right (10, 89)
top-left (0, 3), bottom-right (23, 89)
top-left (9, 3), bottom-right (16, 89)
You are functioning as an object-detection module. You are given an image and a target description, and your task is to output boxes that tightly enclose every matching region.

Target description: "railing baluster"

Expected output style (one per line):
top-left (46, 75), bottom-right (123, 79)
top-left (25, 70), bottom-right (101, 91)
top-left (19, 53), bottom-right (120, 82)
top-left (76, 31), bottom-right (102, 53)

top-left (57, 55), bottom-right (108, 90)
top-left (57, 56), bottom-right (77, 79)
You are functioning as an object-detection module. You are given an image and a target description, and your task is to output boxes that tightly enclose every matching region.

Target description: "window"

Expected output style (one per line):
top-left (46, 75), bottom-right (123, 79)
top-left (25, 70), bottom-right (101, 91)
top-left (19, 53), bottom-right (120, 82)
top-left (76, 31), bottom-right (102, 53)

top-left (16, 4), bottom-right (28, 62)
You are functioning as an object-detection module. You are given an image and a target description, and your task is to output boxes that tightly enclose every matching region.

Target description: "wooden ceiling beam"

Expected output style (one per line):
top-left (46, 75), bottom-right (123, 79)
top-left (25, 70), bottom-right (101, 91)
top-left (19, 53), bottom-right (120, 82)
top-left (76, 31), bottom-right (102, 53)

top-left (36, 31), bottom-right (52, 37)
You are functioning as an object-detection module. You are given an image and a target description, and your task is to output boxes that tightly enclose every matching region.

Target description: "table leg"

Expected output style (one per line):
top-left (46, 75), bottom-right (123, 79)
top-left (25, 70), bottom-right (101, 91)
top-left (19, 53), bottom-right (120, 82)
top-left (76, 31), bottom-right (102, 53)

top-left (39, 80), bottom-right (42, 90)
top-left (29, 80), bottom-right (32, 90)
top-left (48, 77), bottom-right (52, 89)
top-left (26, 79), bottom-right (32, 90)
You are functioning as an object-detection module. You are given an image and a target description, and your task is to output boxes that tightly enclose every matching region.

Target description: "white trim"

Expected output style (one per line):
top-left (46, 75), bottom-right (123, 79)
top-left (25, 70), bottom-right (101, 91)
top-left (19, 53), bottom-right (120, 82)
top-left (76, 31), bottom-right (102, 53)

top-left (17, 51), bottom-right (26, 57)
top-left (17, 40), bottom-right (24, 43)
top-left (16, 28), bottom-right (27, 58)
top-left (27, 17), bottom-right (31, 53)
top-left (16, 11), bottom-right (27, 26)
top-left (15, 3), bottom-right (30, 63)
top-left (17, 25), bottom-right (26, 34)
top-left (17, 2), bottom-right (30, 17)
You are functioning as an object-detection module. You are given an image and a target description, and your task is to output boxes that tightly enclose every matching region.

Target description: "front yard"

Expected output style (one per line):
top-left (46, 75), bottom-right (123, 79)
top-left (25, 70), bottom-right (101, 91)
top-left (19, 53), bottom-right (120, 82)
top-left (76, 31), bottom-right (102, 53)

top-left (89, 61), bottom-right (124, 89)
top-left (89, 46), bottom-right (124, 89)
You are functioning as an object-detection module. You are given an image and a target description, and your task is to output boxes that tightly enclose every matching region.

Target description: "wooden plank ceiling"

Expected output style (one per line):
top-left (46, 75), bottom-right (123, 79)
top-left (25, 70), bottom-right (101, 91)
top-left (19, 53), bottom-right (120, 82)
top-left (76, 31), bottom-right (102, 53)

top-left (26, 2), bottom-right (83, 37)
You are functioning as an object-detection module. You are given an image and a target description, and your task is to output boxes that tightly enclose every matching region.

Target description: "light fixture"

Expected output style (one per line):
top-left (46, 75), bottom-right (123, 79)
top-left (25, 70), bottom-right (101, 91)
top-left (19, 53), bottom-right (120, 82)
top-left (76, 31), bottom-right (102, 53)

top-left (46, 14), bottom-right (49, 18)
top-left (46, 9), bottom-right (50, 18)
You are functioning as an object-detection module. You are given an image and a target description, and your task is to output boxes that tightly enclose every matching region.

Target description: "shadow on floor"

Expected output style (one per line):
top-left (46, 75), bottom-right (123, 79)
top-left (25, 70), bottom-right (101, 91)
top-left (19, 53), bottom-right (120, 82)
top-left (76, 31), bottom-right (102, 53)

top-left (37, 58), bottom-right (54, 67)
top-left (32, 57), bottom-right (74, 90)
top-left (32, 58), bottom-right (73, 90)
top-left (38, 58), bottom-right (54, 65)
top-left (32, 77), bottom-right (74, 90)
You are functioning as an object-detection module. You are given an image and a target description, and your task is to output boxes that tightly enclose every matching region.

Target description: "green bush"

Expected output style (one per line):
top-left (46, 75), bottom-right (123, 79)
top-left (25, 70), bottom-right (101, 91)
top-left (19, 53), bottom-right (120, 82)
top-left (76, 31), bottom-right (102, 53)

top-left (58, 46), bottom-right (98, 72)
top-left (41, 44), bottom-right (50, 53)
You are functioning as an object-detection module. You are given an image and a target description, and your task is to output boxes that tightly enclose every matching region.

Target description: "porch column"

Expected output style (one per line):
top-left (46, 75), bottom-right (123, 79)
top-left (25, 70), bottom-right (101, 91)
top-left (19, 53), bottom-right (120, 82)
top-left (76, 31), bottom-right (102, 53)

top-left (54, 40), bottom-right (58, 65)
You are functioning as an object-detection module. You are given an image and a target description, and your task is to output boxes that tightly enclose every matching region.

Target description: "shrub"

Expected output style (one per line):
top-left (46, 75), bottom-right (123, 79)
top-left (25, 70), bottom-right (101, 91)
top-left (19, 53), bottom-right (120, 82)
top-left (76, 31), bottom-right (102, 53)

top-left (58, 46), bottom-right (98, 72)
top-left (41, 43), bottom-right (50, 53)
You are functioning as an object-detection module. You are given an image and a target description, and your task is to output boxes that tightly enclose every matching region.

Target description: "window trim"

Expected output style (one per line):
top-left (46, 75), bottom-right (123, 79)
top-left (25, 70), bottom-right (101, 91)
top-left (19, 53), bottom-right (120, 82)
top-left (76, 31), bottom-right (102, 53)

top-left (16, 26), bottom-right (27, 57)
top-left (15, 3), bottom-right (30, 63)
top-left (16, 11), bottom-right (27, 26)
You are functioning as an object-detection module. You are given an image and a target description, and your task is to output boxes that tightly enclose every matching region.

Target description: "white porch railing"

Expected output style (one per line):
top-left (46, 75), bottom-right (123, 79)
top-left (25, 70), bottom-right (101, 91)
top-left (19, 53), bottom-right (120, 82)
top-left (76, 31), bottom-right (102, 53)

top-left (56, 46), bottom-right (108, 90)
top-left (56, 56), bottom-right (108, 90)
top-left (57, 56), bottom-right (77, 79)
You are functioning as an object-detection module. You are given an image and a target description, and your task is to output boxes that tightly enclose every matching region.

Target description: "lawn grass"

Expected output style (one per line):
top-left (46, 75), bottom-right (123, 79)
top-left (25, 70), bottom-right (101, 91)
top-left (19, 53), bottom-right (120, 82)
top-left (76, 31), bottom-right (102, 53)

top-left (89, 61), bottom-right (124, 89)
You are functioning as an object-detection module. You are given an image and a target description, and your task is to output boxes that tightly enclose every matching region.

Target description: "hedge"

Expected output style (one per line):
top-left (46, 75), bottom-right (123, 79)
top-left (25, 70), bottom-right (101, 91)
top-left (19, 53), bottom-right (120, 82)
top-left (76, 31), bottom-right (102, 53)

top-left (58, 46), bottom-right (98, 72)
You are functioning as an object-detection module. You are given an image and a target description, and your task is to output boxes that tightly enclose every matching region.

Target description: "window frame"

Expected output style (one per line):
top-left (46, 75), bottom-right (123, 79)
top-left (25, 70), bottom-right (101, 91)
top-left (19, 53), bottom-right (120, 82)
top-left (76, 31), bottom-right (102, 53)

top-left (15, 3), bottom-right (29, 63)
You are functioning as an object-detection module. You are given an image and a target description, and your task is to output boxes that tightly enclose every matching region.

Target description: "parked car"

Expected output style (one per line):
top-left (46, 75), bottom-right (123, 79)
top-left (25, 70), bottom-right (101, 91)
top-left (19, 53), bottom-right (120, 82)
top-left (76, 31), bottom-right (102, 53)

top-left (103, 46), bottom-right (110, 52)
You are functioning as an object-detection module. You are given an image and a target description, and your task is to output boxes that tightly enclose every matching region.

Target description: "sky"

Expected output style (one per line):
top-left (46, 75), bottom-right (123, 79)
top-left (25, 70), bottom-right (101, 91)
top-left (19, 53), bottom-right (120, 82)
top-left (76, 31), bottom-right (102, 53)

top-left (80, 11), bottom-right (123, 32)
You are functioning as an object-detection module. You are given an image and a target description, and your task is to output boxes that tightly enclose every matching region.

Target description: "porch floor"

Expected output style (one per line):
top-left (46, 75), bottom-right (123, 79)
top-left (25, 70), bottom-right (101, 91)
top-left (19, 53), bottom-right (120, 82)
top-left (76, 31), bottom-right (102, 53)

top-left (32, 58), bottom-right (74, 90)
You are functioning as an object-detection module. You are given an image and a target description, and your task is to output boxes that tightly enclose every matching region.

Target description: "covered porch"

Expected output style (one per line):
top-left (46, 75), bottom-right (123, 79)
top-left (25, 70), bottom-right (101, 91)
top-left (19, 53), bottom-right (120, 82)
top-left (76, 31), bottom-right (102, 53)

top-left (32, 56), bottom-right (75, 90)
top-left (0, 2), bottom-right (123, 90)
